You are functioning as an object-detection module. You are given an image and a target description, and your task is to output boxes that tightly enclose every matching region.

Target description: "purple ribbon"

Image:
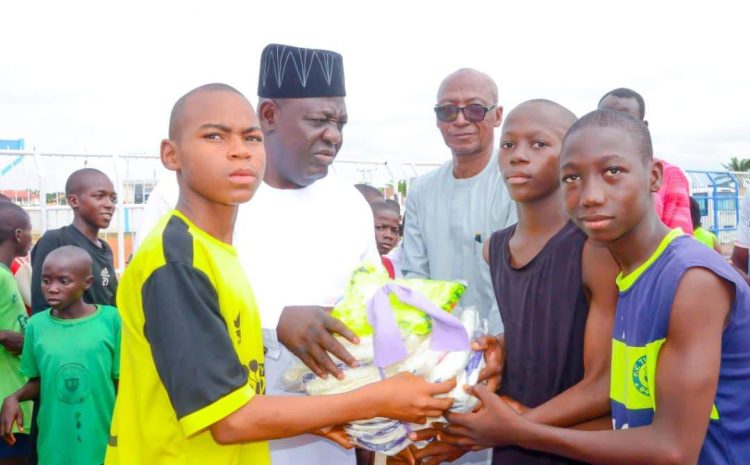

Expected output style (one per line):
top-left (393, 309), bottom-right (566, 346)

top-left (365, 283), bottom-right (469, 368)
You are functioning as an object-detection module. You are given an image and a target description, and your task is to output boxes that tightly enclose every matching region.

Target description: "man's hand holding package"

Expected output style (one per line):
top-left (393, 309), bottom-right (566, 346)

top-left (277, 305), bottom-right (360, 379)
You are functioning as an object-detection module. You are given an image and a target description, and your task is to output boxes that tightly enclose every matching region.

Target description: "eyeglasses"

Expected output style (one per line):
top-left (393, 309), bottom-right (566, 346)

top-left (434, 103), bottom-right (497, 123)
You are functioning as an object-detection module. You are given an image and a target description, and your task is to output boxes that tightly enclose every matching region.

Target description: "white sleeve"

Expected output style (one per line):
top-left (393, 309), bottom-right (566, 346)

top-left (735, 190), bottom-right (750, 248)
top-left (401, 181), bottom-right (430, 279)
top-left (135, 175), bottom-right (180, 251)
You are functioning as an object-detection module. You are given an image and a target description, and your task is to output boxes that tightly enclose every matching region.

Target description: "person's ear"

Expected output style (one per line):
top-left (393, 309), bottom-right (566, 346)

top-left (68, 193), bottom-right (79, 209)
top-left (643, 120), bottom-right (649, 128)
top-left (161, 139), bottom-right (179, 172)
top-left (650, 158), bottom-right (663, 193)
top-left (83, 274), bottom-right (94, 290)
top-left (258, 100), bottom-right (279, 131)
top-left (493, 105), bottom-right (504, 128)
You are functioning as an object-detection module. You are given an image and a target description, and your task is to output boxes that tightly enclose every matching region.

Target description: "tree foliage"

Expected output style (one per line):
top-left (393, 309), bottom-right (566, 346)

top-left (722, 157), bottom-right (750, 172)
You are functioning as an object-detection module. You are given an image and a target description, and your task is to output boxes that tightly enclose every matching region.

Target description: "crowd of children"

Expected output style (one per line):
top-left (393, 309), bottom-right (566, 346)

top-left (1, 48), bottom-right (748, 465)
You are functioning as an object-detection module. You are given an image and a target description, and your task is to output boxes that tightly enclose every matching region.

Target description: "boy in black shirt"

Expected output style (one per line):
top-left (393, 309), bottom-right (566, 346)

top-left (30, 168), bottom-right (118, 312)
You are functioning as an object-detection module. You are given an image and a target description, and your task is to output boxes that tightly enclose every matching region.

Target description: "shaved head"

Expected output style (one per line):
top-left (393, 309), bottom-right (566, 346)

top-left (438, 68), bottom-right (498, 103)
top-left (598, 88), bottom-right (645, 121)
top-left (563, 109), bottom-right (653, 161)
top-left (169, 83), bottom-right (248, 140)
top-left (505, 99), bottom-right (577, 135)
top-left (65, 168), bottom-right (112, 197)
top-left (0, 201), bottom-right (30, 244)
top-left (43, 245), bottom-right (93, 278)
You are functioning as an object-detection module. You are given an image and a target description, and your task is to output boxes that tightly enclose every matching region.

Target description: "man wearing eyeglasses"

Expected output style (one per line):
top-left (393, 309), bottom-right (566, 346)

top-left (400, 68), bottom-right (516, 465)
top-left (403, 68), bottom-right (516, 331)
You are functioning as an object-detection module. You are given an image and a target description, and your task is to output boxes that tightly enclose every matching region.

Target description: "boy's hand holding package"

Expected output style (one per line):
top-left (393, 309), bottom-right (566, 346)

top-left (472, 334), bottom-right (504, 393)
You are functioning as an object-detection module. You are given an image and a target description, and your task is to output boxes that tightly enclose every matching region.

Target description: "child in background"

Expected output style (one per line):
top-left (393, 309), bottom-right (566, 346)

top-left (0, 195), bottom-right (31, 316)
top-left (1, 245), bottom-right (120, 465)
top-left (372, 201), bottom-right (402, 278)
top-left (690, 197), bottom-right (722, 254)
top-left (0, 202), bottom-right (33, 465)
top-left (30, 168), bottom-right (118, 313)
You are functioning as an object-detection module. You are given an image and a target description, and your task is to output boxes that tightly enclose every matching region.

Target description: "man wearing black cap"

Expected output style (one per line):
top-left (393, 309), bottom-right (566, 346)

top-left (135, 44), bottom-right (380, 465)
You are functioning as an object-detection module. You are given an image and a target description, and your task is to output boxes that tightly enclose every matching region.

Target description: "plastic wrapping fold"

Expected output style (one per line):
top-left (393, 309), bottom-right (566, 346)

top-left (281, 263), bottom-right (487, 455)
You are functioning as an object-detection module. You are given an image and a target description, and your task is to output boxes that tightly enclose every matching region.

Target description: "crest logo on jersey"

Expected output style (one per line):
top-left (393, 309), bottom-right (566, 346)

top-left (632, 355), bottom-right (650, 396)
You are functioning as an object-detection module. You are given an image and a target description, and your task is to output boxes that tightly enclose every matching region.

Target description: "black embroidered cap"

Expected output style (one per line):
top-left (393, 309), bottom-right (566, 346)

top-left (258, 44), bottom-right (346, 98)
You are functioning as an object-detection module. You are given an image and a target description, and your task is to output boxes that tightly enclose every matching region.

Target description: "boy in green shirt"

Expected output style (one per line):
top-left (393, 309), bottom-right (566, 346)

top-left (1, 245), bottom-right (120, 465)
top-left (0, 201), bottom-right (33, 464)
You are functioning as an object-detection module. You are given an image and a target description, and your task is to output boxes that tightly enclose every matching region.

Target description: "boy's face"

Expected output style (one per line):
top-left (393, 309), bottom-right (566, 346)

top-left (41, 258), bottom-right (93, 310)
top-left (165, 91), bottom-right (265, 205)
top-left (560, 125), bottom-right (660, 243)
top-left (69, 175), bottom-right (117, 229)
top-left (436, 73), bottom-right (502, 158)
top-left (374, 209), bottom-right (401, 255)
top-left (499, 104), bottom-right (569, 203)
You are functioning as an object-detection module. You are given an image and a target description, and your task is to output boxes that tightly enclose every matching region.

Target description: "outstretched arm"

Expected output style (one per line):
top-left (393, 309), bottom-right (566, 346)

top-left (441, 267), bottom-right (731, 465)
top-left (401, 186), bottom-right (430, 279)
top-left (211, 374), bottom-right (455, 444)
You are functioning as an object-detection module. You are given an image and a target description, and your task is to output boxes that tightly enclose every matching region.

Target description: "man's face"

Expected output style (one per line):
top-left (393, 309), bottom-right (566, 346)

top-left (271, 97), bottom-right (347, 188)
top-left (436, 74), bottom-right (502, 157)
top-left (560, 125), bottom-right (659, 244)
top-left (499, 104), bottom-right (569, 203)
top-left (598, 95), bottom-right (642, 121)
top-left (41, 258), bottom-right (91, 310)
top-left (169, 91), bottom-right (266, 206)
top-left (69, 175), bottom-right (117, 229)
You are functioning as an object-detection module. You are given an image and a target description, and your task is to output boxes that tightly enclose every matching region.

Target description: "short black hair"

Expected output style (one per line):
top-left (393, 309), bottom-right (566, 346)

top-left (169, 83), bottom-right (246, 140)
top-left (0, 193), bottom-right (10, 202)
top-left (65, 168), bottom-right (111, 197)
top-left (598, 88), bottom-right (646, 121)
top-left (355, 184), bottom-right (384, 205)
top-left (690, 196), bottom-right (703, 229)
top-left (371, 200), bottom-right (400, 216)
top-left (0, 201), bottom-right (30, 245)
top-left (563, 109), bottom-right (653, 161)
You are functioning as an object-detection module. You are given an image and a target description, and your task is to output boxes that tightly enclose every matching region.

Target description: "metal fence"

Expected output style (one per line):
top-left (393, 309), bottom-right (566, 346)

top-left (1, 149), bottom-right (163, 271)
top-left (687, 170), bottom-right (744, 251)
top-left (5, 149), bottom-right (745, 267)
top-left (1, 150), bottom-right (442, 271)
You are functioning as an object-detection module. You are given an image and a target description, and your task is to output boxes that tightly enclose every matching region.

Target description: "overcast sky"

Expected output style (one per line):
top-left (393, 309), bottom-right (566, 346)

top-left (1, 0), bottom-right (747, 187)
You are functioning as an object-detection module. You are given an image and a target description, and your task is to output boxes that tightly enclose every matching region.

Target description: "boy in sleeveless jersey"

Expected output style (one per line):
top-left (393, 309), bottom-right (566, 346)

top-left (421, 109), bottom-right (750, 465)
top-left (412, 100), bottom-right (620, 465)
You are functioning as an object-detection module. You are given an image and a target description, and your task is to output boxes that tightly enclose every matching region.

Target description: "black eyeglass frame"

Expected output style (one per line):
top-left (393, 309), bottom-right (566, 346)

top-left (433, 103), bottom-right (498, 123)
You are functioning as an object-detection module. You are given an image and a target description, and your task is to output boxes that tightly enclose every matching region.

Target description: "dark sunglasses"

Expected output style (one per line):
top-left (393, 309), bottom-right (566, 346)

top-left (434, 103), bottom-right (497, 123)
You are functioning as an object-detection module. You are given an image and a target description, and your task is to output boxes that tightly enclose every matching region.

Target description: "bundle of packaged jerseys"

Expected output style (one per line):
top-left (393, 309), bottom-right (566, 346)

top-left (282, 262), bottom-right (487, 455)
